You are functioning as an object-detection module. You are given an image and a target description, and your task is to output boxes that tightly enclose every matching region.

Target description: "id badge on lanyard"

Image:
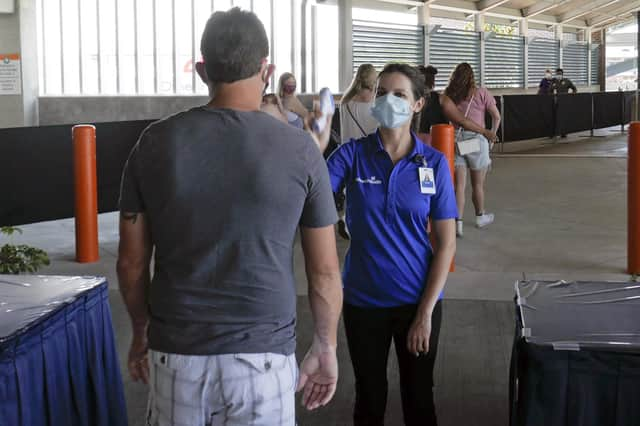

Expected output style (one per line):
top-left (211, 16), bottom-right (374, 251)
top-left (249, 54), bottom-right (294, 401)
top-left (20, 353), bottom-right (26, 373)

top-left (419, 167), bottom-right (436, 195)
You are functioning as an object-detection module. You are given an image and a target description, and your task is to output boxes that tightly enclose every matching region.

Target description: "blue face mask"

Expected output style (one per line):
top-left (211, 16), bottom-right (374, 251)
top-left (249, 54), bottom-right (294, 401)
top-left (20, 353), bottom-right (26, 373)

top-left (370, 93), bottom-right (413, 129)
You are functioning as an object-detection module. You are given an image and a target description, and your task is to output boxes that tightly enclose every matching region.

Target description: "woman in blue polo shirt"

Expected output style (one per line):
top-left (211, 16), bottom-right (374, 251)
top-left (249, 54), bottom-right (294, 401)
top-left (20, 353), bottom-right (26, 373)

top-left (327, 63), bottom-right (457, 425)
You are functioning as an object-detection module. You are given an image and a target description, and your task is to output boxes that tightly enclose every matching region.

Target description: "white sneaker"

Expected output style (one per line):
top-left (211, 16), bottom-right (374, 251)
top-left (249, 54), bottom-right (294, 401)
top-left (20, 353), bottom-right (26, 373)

top-left (475, 213), bottom-right (495, 228)
top-left (456, 220), bottom-right (464, 238)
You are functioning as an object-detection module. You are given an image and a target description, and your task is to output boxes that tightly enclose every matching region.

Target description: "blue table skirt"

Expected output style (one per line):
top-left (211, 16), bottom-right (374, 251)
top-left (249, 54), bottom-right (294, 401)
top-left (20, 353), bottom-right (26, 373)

top-left (0, 282), bottom-right (128, 426)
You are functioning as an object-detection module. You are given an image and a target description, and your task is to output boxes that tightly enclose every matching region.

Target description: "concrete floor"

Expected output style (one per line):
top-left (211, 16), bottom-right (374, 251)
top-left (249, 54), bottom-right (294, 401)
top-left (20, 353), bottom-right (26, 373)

top-left (4, 130), bottom-right (633, 425)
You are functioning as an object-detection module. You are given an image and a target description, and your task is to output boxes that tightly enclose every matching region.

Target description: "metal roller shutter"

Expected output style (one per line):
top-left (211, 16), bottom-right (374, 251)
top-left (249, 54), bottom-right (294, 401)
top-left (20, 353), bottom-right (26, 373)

top-left (428, 27), bottom-right (481, 89)
top-left (485, 34), bottom-right (525, 88)
top-left (352, 20), bottom-right (424, 73)
top-left (562, 42), bottom-right (589, 86)
top-left (528, 38), bottom-right (559, 88)
top-left (591, 44), bottom-right (600, 86)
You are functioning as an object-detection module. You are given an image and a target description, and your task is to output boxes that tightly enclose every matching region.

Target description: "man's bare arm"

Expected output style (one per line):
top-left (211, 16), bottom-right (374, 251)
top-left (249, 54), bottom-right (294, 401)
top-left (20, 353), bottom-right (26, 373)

top-left (117, 211), bottom-right (153, 383)
top-left (300, 225), bottom-right (343, 347)
top-left (117, 211), bottom-right (153, 334)
top-left (297, 225), bottom-right (343, 410)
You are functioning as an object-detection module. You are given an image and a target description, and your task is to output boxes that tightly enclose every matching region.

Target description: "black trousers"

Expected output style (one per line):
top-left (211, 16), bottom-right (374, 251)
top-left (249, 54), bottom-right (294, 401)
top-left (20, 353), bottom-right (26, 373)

top-left (343, 301), bottom-right (443, 426)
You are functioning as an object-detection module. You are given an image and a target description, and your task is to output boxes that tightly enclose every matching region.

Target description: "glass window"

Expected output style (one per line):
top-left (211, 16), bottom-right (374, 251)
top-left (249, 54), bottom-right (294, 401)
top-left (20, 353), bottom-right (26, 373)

top-left (36, 0), bottom-right (332, 95)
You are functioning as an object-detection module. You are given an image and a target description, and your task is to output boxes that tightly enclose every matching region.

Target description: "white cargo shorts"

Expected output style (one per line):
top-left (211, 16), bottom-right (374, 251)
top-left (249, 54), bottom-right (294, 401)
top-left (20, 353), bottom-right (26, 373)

top-left (146, 350), bottom-right (298, 426)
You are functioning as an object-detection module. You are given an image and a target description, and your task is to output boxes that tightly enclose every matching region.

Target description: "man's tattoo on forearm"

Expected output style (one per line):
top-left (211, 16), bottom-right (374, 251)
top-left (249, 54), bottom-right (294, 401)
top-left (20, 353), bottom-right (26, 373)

top-left (121, 212), bottom-right (138, 224)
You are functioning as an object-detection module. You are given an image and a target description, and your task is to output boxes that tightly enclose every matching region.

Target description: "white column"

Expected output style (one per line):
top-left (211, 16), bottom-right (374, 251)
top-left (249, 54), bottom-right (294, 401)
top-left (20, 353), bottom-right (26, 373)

top-left (520, 19), bottom-right (529, 90)
top-left (556, 24), bottom-right (564, 69)
top-left (475, 14), bottom-right (485, 86)
top-left (338, 0), bottom-right (353, 92)
top-left (0, 0), bottom-right (39, 127)
top-left (585, 27), bottom-right (593, 86)
top-left (418, 4), bottom-right (430, 65)
top-left (474, 13), bottom-right (484, 31)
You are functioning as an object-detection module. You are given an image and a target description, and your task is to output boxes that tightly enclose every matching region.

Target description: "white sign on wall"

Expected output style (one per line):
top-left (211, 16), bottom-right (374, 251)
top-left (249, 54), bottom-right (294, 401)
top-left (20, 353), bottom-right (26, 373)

top-left (0, 54), bottom-right (21, 95)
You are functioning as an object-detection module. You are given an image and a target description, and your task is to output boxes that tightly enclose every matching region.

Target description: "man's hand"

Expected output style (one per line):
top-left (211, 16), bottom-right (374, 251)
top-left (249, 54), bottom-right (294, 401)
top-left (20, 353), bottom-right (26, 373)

top-left (407, 313), bottom-right (433, 356)
top-left (128, 331), bottom-right (149, 384)
top-left (297, 340), bottom-right (338, 410)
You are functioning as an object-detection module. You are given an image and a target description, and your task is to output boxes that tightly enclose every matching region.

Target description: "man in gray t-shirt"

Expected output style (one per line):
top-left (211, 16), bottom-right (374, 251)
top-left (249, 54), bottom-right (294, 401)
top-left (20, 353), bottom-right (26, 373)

top-left (117, 8), bottom-right (343, 425)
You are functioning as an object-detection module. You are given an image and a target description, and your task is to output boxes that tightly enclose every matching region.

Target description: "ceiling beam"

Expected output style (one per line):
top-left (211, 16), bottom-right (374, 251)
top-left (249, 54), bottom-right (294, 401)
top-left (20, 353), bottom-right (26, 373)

top-left (522, 0), bottom-right (571, 18)
top-left (477, 0), bottom-right (511, 12)
top-left (558, 0), bottom-right (620, 24)
top-left (373, 0), bottom-right (424, 6)
top-left (587, 0), bottom-right (640, 26)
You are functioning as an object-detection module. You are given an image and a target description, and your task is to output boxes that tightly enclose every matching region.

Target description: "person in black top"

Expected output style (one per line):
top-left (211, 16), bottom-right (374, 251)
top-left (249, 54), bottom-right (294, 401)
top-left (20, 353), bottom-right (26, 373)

top-left (552, 68), bottom-right (577, 94)
top-left (552, 68), bottom-right (577, 138)
top-left (417, 65), bottom-right (448, 134)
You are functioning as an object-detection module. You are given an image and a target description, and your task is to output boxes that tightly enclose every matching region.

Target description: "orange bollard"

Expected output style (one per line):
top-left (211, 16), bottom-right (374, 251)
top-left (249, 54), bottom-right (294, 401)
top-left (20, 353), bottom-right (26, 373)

top-left (431, 124), bottom-right (456, 181)
top-left (73, 125), bottom-right (100, 263)
top-left (430, 124), bottom-right (456, 272)
top-left (629, 122), bottom-right (640, 275)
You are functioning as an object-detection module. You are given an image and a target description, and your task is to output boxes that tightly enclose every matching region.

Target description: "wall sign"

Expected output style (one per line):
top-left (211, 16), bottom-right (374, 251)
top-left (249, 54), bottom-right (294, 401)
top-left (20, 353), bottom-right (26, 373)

top-left (0, 54), bottom-right (21, 95)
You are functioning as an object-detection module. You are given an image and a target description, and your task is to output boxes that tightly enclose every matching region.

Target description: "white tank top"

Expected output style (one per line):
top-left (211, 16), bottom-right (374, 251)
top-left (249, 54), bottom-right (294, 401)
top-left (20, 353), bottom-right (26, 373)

top-left (339, 101), bottom-right (379, 142)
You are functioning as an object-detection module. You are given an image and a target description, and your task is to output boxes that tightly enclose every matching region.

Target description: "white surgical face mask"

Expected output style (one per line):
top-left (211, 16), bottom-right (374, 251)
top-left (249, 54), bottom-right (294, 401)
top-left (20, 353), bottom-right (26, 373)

top-left (370, 93), bottom-right (412, 129)
top-left (545, 72), bottom-right (552, 79)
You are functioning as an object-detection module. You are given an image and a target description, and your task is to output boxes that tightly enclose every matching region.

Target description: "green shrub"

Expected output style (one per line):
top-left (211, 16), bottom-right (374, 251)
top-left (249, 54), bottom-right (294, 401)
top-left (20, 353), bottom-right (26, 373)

top-left (0, 226), bottom-right (50, 274)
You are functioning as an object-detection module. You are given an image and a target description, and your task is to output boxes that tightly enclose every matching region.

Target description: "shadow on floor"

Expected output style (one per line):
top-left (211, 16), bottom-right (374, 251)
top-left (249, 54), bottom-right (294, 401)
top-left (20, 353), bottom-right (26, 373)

top-left (110, 291), bottom-right (514, 426)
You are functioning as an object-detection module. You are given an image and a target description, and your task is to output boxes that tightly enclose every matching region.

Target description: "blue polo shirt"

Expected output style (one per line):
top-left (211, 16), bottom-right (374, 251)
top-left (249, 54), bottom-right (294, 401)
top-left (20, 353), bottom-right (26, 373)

top-left (327, 131), bottom-right (458, 308)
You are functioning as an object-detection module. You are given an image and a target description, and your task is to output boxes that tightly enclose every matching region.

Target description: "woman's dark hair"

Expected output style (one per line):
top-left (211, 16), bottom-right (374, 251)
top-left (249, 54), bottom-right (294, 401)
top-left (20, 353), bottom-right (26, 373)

top-left (200, 8), bottom-right (269, 84)
top-left (418, 65), bottom-right (438, 90)
top-left (444, 62), bottom-right (476, 105)
top-left (378, 63), bottom-right (426, 102)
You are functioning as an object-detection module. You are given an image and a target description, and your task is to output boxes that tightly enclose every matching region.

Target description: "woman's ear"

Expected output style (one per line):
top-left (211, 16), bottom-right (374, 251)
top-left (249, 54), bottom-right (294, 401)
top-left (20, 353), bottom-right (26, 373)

top-left (413, 97), bottom-right (426, 113)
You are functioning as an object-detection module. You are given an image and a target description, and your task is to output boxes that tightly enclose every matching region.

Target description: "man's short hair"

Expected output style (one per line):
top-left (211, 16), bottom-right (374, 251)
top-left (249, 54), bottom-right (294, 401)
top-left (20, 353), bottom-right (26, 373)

top-left (200, 8), bottom-right (269, 84)
top-left (556, 68), bottom-right (564, 74)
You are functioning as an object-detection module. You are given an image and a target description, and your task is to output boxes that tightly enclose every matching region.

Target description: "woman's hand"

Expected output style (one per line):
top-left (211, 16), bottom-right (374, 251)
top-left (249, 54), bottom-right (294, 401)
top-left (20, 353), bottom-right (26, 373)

top-left (407, 313), bottom-right (432, 356)
top-left (305, 101), bottom-right (334, 152)
top-left (483, 129), bottom-right (498, 143)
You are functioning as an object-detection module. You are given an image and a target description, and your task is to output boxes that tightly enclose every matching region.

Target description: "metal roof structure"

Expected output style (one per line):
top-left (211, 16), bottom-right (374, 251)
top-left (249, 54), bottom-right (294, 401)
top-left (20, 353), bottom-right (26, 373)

top-left (357, 0), bottom-right (640, 31)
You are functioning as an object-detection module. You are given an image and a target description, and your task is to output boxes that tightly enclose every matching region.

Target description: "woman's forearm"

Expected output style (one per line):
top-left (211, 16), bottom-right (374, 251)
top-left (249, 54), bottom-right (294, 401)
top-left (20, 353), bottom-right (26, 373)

top-left (415, 233), bottom-right (456, 322)
top-left (491, 115), bottom-right (501, 134)
top-left (460, 118), bottom-right (489, 136)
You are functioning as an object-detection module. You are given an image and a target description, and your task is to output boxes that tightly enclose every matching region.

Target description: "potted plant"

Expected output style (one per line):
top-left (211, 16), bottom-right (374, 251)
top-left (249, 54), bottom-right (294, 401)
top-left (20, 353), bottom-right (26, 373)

top-left (0, 226), bottom-right (50, 274)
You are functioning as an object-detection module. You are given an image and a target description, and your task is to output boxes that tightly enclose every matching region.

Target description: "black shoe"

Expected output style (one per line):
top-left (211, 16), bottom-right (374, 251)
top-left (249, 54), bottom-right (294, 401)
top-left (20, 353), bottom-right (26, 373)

top-left (337, 220), bottom-right (350, 240)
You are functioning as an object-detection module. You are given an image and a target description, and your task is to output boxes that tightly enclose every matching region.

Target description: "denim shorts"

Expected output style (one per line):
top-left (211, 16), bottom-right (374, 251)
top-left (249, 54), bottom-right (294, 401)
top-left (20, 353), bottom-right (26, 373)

top-left (454, 130), bottom-right (492, 171)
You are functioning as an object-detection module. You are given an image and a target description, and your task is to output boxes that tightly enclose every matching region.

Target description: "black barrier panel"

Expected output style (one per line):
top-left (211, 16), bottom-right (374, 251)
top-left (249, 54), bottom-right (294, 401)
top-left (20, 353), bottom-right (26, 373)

top-left (593, 92), bottom-right (623, 129)
top-left (0, 120), bottom-right (153, 227)
top-left (503, 95), bottom-right (555, 142)
top-left (623, 91), bottom-right (636, 125)
top-left (94, 120), bottom-right (155, 214)
top-left (556, 93), bottom-right (593, 136)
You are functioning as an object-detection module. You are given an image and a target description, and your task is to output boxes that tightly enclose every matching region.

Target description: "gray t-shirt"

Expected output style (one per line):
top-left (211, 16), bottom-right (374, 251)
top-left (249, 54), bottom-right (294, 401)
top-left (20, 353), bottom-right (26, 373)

top-left (119, 107), bottom-right (338, 356)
